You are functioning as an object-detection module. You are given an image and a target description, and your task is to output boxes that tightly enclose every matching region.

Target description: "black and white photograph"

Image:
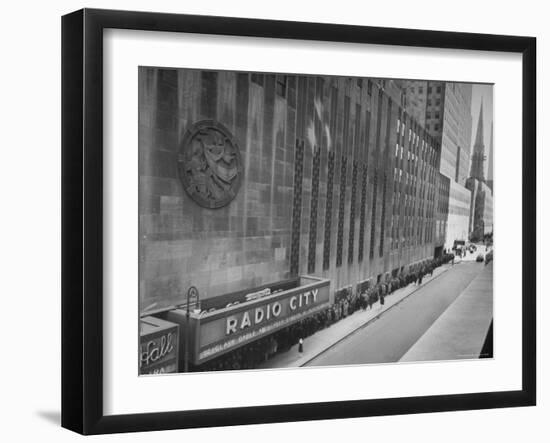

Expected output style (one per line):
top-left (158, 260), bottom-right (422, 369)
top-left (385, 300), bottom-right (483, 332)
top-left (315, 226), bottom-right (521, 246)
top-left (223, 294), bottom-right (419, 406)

top-left (0, 0), bottom-right (545, 439)
top-left (138, 68), bottom-right (495, 374)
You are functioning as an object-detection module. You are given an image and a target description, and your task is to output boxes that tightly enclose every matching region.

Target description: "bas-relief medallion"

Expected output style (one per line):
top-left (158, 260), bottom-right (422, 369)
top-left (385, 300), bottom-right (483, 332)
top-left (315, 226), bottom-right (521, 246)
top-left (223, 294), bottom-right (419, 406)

top-left (178, 120), bottom-right (243, 209)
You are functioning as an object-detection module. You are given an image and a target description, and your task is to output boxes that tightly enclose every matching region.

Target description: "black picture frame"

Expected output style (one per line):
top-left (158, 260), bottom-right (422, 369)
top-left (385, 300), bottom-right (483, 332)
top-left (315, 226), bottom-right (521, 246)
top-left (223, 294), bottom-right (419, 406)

top-left (61, 8), bottom-right (536, 435)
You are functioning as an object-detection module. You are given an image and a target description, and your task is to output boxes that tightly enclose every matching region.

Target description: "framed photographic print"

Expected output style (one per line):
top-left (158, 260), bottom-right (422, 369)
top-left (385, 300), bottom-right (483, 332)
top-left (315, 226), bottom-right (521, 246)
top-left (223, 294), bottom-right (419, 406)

top-left (61, 8), bottom-right (536, 435)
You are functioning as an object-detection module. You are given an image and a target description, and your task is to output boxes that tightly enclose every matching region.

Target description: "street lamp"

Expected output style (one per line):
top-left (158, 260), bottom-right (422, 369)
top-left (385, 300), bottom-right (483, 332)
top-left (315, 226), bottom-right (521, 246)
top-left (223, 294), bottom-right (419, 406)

top-left (184, 286), bottom-right (199, 372)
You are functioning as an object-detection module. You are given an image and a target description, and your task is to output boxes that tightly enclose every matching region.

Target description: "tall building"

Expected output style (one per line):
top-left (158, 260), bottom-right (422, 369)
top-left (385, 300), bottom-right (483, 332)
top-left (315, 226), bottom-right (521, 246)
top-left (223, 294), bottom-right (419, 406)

top-left (402, 81), bottom-right (473, 250)
top-left (139, 69), bottom-right (442, 370)
top-left (487, 122), bottom-right (494, 191)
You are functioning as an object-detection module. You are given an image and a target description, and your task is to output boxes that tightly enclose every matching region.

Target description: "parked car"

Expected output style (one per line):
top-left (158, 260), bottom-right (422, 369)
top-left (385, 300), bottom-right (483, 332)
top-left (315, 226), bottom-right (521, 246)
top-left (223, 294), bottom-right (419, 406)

top-left (476, 253), bottom-right (484, 262)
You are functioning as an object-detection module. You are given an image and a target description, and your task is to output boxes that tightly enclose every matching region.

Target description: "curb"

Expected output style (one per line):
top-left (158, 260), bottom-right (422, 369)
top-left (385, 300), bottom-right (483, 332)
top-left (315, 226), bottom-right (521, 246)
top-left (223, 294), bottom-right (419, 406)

top-left (299, 263), bottom-right (454, 366)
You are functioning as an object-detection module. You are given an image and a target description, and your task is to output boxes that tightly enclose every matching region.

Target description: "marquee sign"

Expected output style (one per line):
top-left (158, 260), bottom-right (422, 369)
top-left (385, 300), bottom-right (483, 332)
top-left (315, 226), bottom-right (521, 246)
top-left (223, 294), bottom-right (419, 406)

top-left (139, 316), bottom-right (180, 375)
top-left (195, 276), bottom-right (330, 363)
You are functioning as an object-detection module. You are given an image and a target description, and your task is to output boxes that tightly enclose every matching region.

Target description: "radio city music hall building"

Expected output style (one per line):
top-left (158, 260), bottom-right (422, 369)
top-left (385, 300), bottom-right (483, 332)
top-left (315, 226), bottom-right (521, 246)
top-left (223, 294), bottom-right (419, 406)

top-left (138, 67), bottom-right (444, 373)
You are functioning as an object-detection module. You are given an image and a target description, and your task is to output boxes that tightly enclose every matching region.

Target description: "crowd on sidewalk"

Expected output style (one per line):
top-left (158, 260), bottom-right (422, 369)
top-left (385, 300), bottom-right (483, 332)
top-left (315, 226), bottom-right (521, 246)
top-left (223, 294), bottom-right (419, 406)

top-left (194, 253), bottom-right (455, 372)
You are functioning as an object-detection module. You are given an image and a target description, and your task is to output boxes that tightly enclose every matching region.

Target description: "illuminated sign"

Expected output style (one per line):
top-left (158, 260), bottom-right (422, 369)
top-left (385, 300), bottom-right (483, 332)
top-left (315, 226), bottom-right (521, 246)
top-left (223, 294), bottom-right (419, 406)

top-left (196, 276), bottom-right (330, 363)
top-left (139, 316), bottom-right (179, 375)
top-left (225, 288), bottom-right (321, 335)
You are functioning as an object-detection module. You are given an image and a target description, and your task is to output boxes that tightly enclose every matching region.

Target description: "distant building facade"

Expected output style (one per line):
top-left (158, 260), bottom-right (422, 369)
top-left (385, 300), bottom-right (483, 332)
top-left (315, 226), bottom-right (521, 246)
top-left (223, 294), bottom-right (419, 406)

top-left (446, 180), bottom-right (473, 247)
top-left (402, 81), bottom-right (473, 249)
top-left (486, 123), bottom-right (494, 192)
top-left (466, 178), bottom-right (494, 239)
top-left (435, 172), bottom-right (450, 256)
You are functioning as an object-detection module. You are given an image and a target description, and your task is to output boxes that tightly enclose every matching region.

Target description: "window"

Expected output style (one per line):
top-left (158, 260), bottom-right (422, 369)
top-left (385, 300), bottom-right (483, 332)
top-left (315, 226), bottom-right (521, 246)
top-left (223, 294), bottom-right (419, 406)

top-left (426, 112), bottom-right (431, 119)
top-left (427, 99), bottom-right (431, 105)
top-left (419, 87), bottom-right (423, 94)
top-left (436, 86), bottom-right (442, 93)
top-left (435, 124), bottom-right (439, 131)
top-left (428, 86), bottom-right (432, 93)
top-left (436, 99), bottom-right (441, 106)
top-left (435, 113), bottom-right (440, 119)
top-left (251, 73), bottom-right (264, 86)
top-left (367, 80), bottom-right (372, 95)
top-left (276, 75), bottom-right (287, 97)
top-left (357, 78), bottom-right (363, 88)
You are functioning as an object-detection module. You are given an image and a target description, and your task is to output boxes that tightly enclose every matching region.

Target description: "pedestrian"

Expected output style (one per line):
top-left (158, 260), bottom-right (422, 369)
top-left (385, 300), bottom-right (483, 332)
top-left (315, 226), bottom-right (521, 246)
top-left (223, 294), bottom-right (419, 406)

top-left (369, 287), bottom-right (377, 310)
top-left (298, 338), bottom-right (303, 353)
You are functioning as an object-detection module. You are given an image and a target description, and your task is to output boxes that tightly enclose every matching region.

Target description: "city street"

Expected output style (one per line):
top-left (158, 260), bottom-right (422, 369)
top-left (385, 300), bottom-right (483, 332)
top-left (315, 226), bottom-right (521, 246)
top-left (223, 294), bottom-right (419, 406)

top-left (306, 261), bottom-right (492, 367)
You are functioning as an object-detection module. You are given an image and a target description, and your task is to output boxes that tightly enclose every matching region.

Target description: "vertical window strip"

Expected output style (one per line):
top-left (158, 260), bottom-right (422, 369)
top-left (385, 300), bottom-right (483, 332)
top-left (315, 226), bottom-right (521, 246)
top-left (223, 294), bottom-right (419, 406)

top-left (369, 90), bottom-right (384, 260)
top-left (379, 173), bottom-right (387, 257)
top-left (348, 161), bottom-right (358, 264)
top-left (369, 170), bottom-right (378, 259)
top-left (343, 96), bottom-right (351, 154)
top-left (308, 147), bottom-right (321, 274)
top-left (354, 104), bottom-right (362, 159)
top-left (358, 163), bottom-right (368, 262)
top-left (336, 156), bottom-right (347, 267)
top-left (290, 139), bottom-right (305, 276)
top-left (323, 151), bottom-right (335, 270)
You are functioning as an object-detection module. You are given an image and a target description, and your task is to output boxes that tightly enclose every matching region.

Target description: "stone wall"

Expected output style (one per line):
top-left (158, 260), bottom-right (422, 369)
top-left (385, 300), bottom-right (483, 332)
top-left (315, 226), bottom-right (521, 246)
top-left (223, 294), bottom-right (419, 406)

top-left (139, 68), bottom-right (440, 313)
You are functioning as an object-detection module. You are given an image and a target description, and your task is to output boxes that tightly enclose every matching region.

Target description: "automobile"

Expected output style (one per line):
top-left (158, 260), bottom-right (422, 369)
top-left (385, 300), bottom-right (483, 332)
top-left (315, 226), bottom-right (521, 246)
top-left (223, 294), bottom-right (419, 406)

top-left (476, 253), bottom-right (484, 262)
top-left (453, 240), bottom-right (466, 249)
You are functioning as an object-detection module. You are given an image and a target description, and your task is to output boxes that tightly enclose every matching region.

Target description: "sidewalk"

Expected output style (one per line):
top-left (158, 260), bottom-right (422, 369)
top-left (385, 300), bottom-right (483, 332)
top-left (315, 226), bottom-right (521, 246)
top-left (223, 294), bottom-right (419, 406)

top-left (257, 262), bottom-right (454, 369)
top-left (399, 261), bottom-right (493, 362)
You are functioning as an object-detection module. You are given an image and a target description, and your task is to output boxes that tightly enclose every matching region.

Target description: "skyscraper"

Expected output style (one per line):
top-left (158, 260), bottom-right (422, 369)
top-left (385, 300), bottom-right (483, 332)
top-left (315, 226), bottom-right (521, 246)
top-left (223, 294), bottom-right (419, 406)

top-left (487, 122), bottom-right (494, 191)
top-left (402, 81), bottom-right (473, 250)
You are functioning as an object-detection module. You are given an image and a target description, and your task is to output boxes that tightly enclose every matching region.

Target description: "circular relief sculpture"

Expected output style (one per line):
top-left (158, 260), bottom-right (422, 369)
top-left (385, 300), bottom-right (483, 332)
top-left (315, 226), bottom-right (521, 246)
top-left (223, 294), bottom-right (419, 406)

top-left (178, 120), bottom-right (243, 209)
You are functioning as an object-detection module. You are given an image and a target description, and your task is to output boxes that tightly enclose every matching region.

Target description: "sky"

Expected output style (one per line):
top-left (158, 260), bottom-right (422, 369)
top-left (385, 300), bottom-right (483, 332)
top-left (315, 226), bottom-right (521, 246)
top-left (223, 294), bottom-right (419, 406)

top-left (470, 83), bottom-right (494, 178)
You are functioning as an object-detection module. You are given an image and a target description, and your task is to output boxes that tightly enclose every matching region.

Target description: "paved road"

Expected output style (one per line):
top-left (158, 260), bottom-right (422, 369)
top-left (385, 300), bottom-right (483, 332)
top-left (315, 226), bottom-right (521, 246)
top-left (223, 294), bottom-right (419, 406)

top-left (305, 262), bottom-right (485, 367)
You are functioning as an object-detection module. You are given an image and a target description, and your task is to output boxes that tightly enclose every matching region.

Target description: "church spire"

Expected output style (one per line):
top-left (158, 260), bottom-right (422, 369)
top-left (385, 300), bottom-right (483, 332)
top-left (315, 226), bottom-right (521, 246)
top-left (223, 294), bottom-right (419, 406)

top-left (470, 100), bottom-right (486, 181)
top-left (474, 100), bottom-right (484, 148)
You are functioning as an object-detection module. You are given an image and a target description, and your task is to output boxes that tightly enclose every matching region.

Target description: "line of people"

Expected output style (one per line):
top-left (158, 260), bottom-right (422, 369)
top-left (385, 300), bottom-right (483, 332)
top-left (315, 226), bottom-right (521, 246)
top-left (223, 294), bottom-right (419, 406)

top-left (354, 253), bottom-right (455, 311)
top-left (194, 253), bottom-right (455, 372)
